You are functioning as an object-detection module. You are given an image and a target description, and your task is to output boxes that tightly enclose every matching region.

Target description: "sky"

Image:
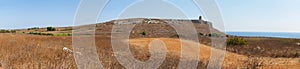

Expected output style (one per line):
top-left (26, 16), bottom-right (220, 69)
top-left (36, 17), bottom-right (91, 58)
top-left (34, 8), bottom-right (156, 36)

top-left (0, 0), bottom-right (299, 32)
top-left (217, 0), bottom-right (300, 32)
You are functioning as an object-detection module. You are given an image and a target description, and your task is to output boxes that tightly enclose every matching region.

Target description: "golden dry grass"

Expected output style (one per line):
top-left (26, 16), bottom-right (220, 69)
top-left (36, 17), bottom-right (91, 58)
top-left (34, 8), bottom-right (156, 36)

top-left (0, 33), bottom-right (299, 69)
top-left (0, 33), bottom-right (76, 69)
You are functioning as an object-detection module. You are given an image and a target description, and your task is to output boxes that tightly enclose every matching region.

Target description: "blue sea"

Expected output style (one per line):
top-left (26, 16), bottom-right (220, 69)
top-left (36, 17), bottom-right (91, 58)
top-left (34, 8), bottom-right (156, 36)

top-left (226, 32), bottom-right (300, 39)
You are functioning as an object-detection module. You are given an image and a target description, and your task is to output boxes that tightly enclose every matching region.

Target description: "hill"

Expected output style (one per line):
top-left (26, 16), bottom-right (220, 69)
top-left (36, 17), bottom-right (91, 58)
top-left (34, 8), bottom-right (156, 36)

top-left (0, 18), bottom-right (299, 68)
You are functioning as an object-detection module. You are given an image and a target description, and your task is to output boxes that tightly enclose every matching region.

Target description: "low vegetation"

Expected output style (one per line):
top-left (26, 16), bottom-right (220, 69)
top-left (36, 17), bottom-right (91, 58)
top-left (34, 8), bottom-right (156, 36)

top-left (140, 31), bottom-right (147, 36)
top-left (60, 28), bottom-right (73, 31)
top-left (28, 32), bottom-right (52, 36)
top-left (198, 33), bottom-right (223, 37)
top-left (52, 33), bottom-right (72, 36)
top-left (0, 29), bottom-right (16, 33)
top-left (227, 37), bottom-right (248, 46)
top-left (27, 27), bottom-right (39, 30)
top-left (208, 33), bottom-right (222, 37)
top-left (28, 32), bottom-right (71, 36)
top-left (46, 27), bottom-right (56, 31)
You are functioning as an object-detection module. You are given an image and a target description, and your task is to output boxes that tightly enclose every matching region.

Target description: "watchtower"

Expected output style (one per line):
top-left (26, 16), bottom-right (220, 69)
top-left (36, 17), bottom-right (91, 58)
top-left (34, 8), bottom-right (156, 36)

top-left (199, 16), bottom-right (203, 24)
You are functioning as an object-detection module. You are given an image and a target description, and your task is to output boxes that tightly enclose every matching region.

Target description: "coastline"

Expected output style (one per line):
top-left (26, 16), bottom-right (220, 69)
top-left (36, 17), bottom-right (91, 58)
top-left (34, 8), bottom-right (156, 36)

top-left (226, 32), bottom-right (300, 39)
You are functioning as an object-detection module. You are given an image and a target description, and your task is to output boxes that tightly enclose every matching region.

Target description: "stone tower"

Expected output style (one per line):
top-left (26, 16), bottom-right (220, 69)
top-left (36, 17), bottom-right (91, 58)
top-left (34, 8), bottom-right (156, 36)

top-left (199, 16), bottom-right (202, 21)
top-left (199, 16), bottom-right (203, 24)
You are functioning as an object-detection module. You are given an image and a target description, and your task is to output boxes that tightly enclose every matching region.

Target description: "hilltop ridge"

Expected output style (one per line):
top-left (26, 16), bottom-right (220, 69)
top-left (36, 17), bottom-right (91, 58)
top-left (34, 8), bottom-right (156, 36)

top-left (94, 18), bottom-right (220, 38)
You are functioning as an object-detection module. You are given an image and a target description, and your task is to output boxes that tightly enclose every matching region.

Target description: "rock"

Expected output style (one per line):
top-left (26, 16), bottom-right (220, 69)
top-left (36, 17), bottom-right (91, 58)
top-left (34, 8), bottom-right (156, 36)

top-left (257, 46), bottom-right (261, 50)
top-left (296, 42), bottom-right (300, 46)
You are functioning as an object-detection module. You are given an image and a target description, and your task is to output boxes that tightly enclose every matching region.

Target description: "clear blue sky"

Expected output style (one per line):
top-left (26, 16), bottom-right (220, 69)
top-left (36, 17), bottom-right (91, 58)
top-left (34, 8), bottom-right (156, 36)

top-left (0, 0), bottom-right (299, 32)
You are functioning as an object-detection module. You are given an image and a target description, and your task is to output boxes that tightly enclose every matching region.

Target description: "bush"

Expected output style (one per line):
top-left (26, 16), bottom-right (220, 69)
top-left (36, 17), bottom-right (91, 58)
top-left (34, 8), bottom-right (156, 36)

top-left (53, 33), bottom-right (72, 36)
top-left (61, 28), bottom-right (73, 31)
top-left (10, 30), bottom-right (16, 33)
top-left (28, 32), bottom-right (41, 35)
top-left (227, 37), bottom-right (248, 46)
top-left (140, 31), bottom-right (147, 36)
top-left (27, 27), bottom-right (39, 30)
top-left (0, 30), bottom-right (10, 33)
top-left (41, 33), bottom-right (54, 36)
top-left (211, 33), bottom-right (220, 37)
top-left (47, 27), bottom-right (56, 31)
top-left (0, 29), bottom-right (16, 33)
top-left (208, 33), bottom-right (221, 37)
top-left (28, 32), bottom-right (54, 36)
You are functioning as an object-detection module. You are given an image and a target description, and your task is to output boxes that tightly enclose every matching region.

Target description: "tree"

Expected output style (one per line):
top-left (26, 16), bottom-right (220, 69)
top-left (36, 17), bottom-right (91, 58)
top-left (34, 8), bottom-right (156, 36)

top-left (140, 31), bottom-right (147, 36)
top-left (47, 27), bottom-right (56, 31)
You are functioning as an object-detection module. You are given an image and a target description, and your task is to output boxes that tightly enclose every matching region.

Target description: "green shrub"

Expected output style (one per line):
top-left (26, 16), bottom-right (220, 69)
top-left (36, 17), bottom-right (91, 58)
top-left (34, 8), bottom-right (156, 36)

top-left (61, 28), bottom-right (73, 31)
top-left (211, 33), bottom-right (220, 37)
top-left (53, 33), bottom-right (72, 36)
top-left (46, 27), bottom-right (56, 31)
top-left (27, 27), bottom-right (39, 30)
top-left (28, 32), bottom-right (71, 36)
top-left (175, 34), bottom-right (179, 38)
top-left (140, 31), bottom-right (147, 36)
top-left (227, 37), bottom-right (248, 46)
top-left (208, 33), bottom-right (221, 37)
top-left (0, 29), bottom-right (16, 33)
top-left (10, 30), bottom-right (16, 33)
top-left (2, 30), bottom-right (9, 33)
top-left (0, 30), bottom-right (9, 33)
top-left (41, 33), bottom-right (53, 36)
top-left (28, 32), bottom-right (55, 36)
top-left (28, 32), bottom-right (41, 35)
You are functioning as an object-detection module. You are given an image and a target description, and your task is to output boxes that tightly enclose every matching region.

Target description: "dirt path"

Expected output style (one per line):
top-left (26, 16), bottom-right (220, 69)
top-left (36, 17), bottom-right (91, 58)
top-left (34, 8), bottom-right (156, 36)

top-left (129, 38), bottom-right (300, 69)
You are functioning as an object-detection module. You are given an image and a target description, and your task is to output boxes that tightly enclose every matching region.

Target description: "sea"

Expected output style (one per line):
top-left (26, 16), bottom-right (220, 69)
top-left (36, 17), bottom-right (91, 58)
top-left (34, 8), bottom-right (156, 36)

top-left (226, 32), bottom-right (300, 39)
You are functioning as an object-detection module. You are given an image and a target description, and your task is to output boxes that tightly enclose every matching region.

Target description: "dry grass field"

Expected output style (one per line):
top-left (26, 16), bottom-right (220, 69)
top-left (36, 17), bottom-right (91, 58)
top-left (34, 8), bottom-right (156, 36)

top-left (0, 18), bottom-right (299, 69)
top-left (0, 33), bottom-right (299, 69)
top-left (0, 34), bottom-right (75, 69)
